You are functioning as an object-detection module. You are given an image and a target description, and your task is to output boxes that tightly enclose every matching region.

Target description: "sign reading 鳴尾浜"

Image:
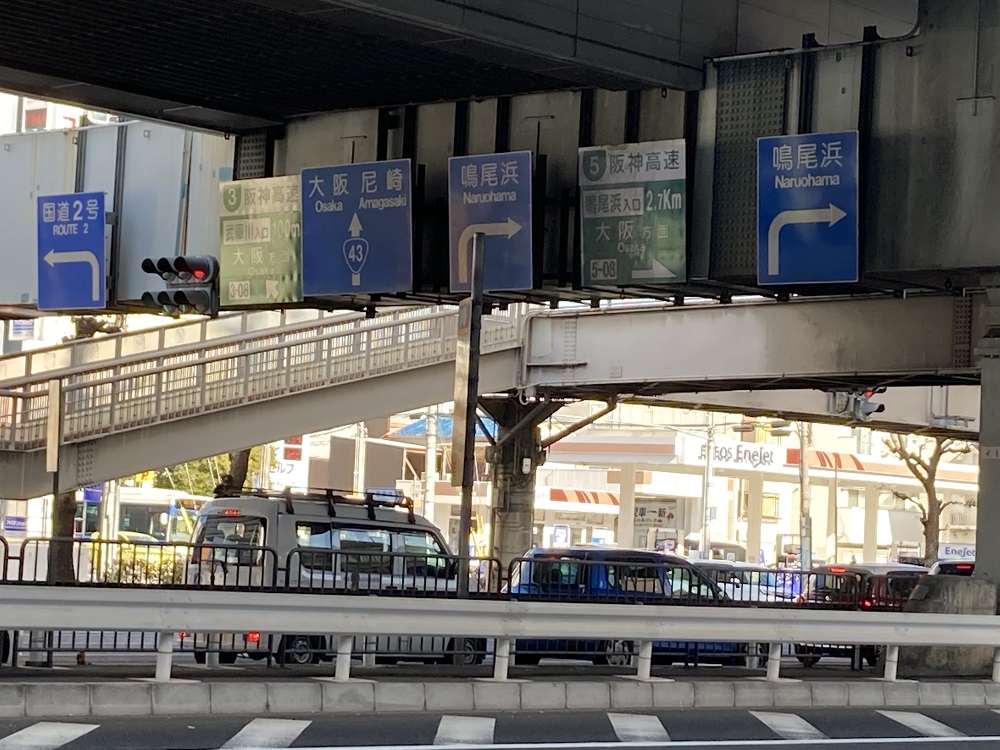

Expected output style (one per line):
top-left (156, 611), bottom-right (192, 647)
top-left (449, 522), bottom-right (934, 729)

top-left (219, 175), bottom-right (302, 306)
top-left (579, 140), bottom-right (686, 286)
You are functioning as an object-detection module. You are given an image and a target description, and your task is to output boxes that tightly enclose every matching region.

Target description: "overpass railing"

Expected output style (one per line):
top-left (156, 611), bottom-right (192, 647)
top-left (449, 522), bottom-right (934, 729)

top-left (0, 305), bottom-right (523, 450)
top-left (0, 308), bottom-right (366, 382)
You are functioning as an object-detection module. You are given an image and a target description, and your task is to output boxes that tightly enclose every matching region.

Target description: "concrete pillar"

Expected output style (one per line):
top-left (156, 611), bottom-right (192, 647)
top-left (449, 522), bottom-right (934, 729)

top-left (863, 486), bottom-right (879, 562)
top-left (745, 476), bottom-right (763, 564)
top-left (827, 478), bottom-right (839, 563)
top-left (975, 356), bottom-right (1000, 584)
top-left (617, 463), bottom-right (636, 548)
top-left (484, 399), bottom-right (559, 568)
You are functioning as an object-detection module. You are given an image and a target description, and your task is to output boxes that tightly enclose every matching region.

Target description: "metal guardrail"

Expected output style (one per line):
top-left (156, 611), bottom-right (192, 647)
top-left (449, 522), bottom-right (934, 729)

top-left (0, 583), bottom-right (996, 683)
top-left (0, 306), bottom-right (523, 450)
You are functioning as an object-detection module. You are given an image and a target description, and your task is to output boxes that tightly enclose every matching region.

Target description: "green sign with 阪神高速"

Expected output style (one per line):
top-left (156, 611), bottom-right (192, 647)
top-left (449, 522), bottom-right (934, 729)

top-left (578, 139), bottom-right (687, 286)
top-left (219, 175), bottom-right (302, 306)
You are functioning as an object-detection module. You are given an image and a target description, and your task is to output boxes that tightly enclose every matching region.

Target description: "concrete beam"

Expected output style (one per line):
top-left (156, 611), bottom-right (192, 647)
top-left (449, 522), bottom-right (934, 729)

top-left (641, 385), bottom-right (981, 440)
top-left (0, 350), bottom-right (519, 499)
top-left (524, 295), bottom-right (979, 397)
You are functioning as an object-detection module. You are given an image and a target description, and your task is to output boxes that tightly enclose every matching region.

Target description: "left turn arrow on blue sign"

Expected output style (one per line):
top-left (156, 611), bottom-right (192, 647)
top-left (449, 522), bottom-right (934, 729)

top-left (36, 192), bottom-right (107, 311)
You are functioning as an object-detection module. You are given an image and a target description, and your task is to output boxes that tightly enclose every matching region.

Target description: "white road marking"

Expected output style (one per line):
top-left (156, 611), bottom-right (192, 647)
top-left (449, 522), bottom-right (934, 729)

top-left (607, 713), bottom-right (670, 743)
top-left (878, 711), bottom-right (965, 737)
top-left (749, 711), bottom-right (827, 740)
top-left (221, 718), bottom-right (312, 748)
top-left (434, 716), bottom-right (496, 745)
top-left (0, 722), bottom-right (99, 750)
top-left (259, 737), bottom-right (1000, 750)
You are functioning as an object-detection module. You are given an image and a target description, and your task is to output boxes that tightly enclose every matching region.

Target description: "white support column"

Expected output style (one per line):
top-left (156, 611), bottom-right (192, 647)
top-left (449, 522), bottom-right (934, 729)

top-left (493, 638), bottom-right (511, 680)
top-left (826, 478), bottom-right (839, 563)
top-left (334, 635), bottom-right (353, 682)
top-left (746, 476), bottom-right (764, 564)
top-left (976, 353), bottom-right (1000, 584)
top-left (883, 644), bottom-right (899, 682)
top-left (636, 640), bottom-right (653, 681)
top-left (617, 463), bottom-right (637, 548)
top-left (155, 631), bottom-right (174, 682)
top-left (766, 642), bottom-right (781, 681)
top-left (863, 486), bottom-right (879, 562)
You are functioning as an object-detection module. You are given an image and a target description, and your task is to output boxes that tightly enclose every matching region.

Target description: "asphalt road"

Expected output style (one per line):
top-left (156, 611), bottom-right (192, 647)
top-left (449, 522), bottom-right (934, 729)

top-left (0, 708), bottom-right (998, 749)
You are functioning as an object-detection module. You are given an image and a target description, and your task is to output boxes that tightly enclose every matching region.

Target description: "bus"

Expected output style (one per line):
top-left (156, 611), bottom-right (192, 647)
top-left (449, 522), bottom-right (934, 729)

top-left (75, 486), bottom-right (211, 542)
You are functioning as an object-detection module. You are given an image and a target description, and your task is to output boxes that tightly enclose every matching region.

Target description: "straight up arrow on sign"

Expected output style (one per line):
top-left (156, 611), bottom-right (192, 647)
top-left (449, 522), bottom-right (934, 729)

top-left (766, 203), bottom-right (847, 277)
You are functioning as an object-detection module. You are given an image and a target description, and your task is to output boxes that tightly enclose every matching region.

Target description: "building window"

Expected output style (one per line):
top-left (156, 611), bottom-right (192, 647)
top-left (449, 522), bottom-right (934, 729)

top-left (837, 489), bottom-right (861, 509)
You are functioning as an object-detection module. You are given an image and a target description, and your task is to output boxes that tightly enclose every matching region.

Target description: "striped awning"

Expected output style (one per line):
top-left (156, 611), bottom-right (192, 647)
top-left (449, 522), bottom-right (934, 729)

top-left (548, 488), bottom-right (619, 506)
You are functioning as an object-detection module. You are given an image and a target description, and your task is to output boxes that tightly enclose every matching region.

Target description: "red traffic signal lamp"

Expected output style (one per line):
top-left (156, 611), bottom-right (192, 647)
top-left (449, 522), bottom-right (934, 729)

top-left (141, 256), bottom-right (220, 317)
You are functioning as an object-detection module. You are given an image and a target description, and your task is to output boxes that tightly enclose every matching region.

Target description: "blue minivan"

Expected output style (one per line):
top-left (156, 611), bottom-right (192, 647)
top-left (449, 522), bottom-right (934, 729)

top-left (505, 547), bottom-right (749, 666)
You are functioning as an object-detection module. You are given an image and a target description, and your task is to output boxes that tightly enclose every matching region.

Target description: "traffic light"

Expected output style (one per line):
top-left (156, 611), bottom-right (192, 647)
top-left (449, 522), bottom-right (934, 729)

top-left (140, 256), bottom-right (220, 317)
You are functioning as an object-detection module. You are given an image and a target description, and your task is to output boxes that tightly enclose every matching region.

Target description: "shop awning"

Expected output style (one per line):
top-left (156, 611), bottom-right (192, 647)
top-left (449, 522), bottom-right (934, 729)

top-left (548, 488), bottom-right (619, 506)
top-left (385, 415), bottom-right (497, 441)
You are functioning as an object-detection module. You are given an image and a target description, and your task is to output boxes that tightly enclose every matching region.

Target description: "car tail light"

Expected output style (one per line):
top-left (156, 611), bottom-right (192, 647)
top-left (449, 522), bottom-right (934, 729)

top-left (830, 567), bottom-right (846, 574)
top-left (248, 632), bottom-right (261, 643)
top-left (178, 631), bottom-right (187, 639)
top-left (957, 564), bottom-right (973, 571)
top-left (861, 599), bottom-right (873, 609)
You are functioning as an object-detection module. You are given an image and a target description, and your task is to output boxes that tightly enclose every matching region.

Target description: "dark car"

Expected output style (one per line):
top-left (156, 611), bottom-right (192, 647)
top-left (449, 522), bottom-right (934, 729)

top-left (930, 560), bottom-right (975, 576)
top-left (506, 547), bottom-right (749, 667)
top-left (794, 562), bottom-right (927, 667)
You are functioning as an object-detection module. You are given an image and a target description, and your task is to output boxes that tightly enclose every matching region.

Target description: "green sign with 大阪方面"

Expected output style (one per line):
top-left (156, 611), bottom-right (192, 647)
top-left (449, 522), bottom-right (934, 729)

top-left (219, 175), bottom-right (302, 306)
top-left (578, 139), bottom-right (687, 286)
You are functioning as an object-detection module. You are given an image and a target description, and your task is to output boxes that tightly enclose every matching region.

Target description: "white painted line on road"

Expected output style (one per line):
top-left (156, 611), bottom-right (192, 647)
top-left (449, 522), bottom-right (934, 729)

top-left (749, 711), bottom-right (826, 740)
top-left (221, 718), bottom-right (312, 748)
top-left (878, 711), bottom-right (965, 737)
top-left (434, 716), bottom-right (496, 745)
top-left (607, 713), bottom-right (670, 743)
top-left (251, 736), bottom-right (1000, 750)
top-left (0, 722), bottom-right (99, 750)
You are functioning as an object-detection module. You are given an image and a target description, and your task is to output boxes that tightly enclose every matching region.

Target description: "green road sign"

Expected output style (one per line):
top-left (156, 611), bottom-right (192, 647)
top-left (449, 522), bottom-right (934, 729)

top-left (579, 139), bottom-right (687, 286)
top-left (219, 175), bottom-right (302, 306)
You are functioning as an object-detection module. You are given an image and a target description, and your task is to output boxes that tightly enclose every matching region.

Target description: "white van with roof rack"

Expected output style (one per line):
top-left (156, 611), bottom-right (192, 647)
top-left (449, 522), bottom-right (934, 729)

top-left (187, 488), bottom-right (487, 665)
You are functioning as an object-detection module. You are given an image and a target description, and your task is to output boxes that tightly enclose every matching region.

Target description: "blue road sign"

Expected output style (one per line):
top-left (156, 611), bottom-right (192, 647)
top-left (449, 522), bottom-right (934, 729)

top-left (37, 192), bottom-right (106, 311)
top-left (757, 130), bottom-right (859, 285)
top-left (448, 151), bottom-right (533, 292)
top-left (300, 159), bottom-right (413, 295)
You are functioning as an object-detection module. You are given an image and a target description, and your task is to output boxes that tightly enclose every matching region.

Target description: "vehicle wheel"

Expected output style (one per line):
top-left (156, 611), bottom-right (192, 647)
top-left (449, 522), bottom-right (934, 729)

top-left (193, 650), bottom-right (206, 665)
top-left (446, 638), bottom-right (485, 666)
top-left (279, 635), bottom-right (321, 665)
top-left (219, 652), bottom-right (238, 665)
top-left (864, 646), bottom-right (882, 668)
top-left (796, 654), bottom-right (820, 667)
top-left (0, 631), bottom-right (11, 665)
top-left (756, 643), bottom-right (769, 667)
top-left (595, 639), bottom-right (634, 667)
top-left (515, 653), bottom-right (541, 666)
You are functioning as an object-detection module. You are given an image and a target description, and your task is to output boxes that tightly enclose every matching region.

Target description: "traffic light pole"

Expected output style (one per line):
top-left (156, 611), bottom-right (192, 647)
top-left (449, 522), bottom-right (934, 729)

top-left (454, 233), bottom-right (485, 599)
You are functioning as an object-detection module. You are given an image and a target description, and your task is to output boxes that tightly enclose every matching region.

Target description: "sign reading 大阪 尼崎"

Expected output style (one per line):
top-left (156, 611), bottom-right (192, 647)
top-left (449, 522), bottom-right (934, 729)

top-left (578, 140), bottom-right (687, 286)
top-left (218, 175), bottom-right (302, 307)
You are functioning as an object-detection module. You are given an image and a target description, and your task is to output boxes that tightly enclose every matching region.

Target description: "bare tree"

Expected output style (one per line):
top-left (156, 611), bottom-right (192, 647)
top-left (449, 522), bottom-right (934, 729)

top-left (883, 434), bottom-right (975, 564)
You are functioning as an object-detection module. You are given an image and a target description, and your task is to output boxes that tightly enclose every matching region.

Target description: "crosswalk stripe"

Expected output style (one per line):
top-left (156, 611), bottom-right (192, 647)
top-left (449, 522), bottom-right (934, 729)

top-left (221, 718), bottom-right (312, 748)
top-left (879, 711), bottom-right (965, 737)
top-left (607, 713), bottom-right (670, 743)
top-left (434, 716), bottom-right (496, 745)
top-left (0, 722), bottom-right (99, 750)
top-left (749, 711), bottom-right (827, 740)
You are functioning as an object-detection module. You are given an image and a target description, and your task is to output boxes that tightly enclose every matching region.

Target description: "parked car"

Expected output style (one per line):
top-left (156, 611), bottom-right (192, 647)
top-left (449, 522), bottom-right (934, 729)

top-left (506, 547), bottom-right (749, 666)
top-left (794, 562), bottom-right (927, 667)
top-left (929, 560), bottom-right (975, 576)
top-left (692, 560), bottom-right (794, 603)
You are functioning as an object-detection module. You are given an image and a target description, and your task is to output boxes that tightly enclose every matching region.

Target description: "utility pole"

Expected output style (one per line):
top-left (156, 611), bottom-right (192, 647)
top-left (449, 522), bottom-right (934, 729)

top-left (798, 421), bottom-right (812, 572)
top-left (700, 413), bottom-right (715, 560)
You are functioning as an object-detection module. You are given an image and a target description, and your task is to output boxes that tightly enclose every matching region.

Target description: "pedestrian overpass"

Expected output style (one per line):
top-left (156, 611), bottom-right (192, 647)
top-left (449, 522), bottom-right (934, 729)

top-left (0, 293), bottom-right (982, 499)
